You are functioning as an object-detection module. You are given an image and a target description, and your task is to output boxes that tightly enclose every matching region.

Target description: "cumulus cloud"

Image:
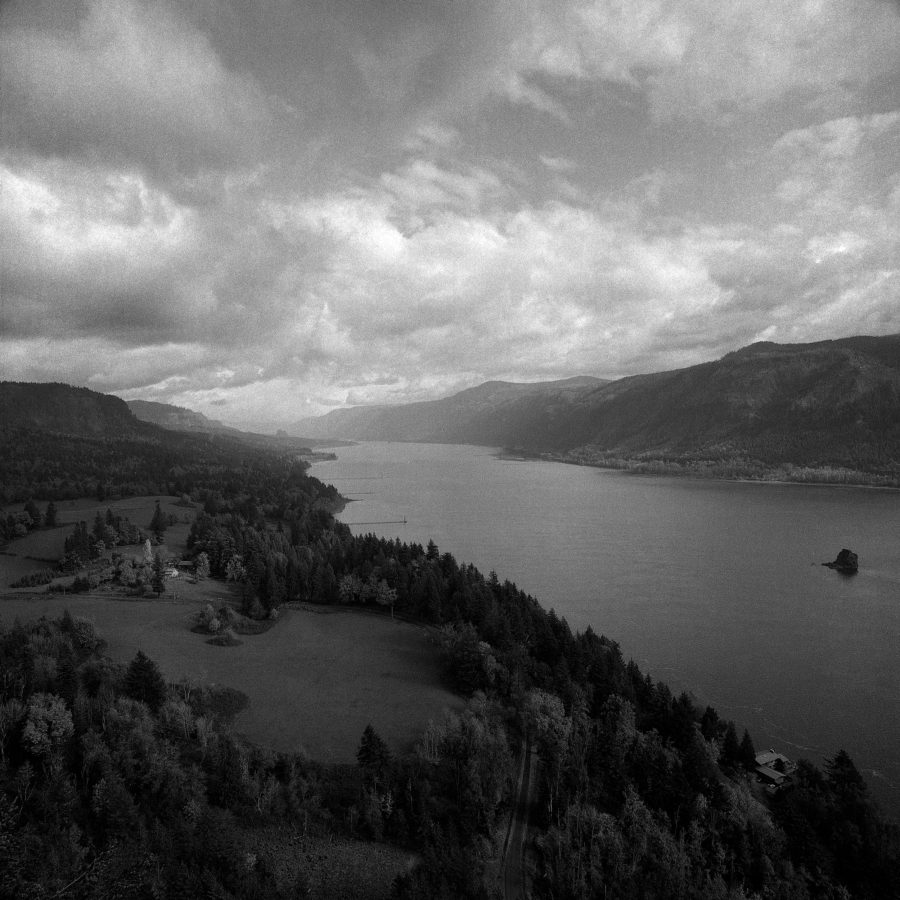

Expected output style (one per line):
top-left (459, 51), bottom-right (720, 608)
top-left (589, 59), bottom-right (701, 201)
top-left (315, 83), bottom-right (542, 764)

top-left (0, 0), bottom-right (897, 428)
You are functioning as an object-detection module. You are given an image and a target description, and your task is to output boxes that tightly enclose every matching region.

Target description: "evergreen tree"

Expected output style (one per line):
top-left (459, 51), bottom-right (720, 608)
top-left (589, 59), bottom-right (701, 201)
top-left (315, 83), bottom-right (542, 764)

top-left (149, 500), bottom-right (167, 542)
top-left (739, 729), bottom-right (757, 770)
top-left (357, 724), bottom-right (391, 782)
top-left (124, 650), bottom-right (167, 712)
top-left (721, 720), bottom-right (741, 767)
top-left (151, 552), bottom-right (167, 598)
top-left (24, 499), bottom-right (41, 528)
top-left (700, 705), bottom-right (720, 741)
top-left (44, 501), bottom-right (57, 528)
top-left (825, 748), bottom-right (866, 796)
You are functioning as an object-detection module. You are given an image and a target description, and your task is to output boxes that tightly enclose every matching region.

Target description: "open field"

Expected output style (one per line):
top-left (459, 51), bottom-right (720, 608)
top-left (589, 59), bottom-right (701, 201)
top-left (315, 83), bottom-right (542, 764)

top-left (1, 525), bottom-right (70, 563)
top-left (0, 495), bottom-right (193, 588)
top-left (0, 550), bottom-right (55, 584)
top-left (3, 494), bottom-right (193, 530)
top-left (0, 593), bottom-right (461, 762)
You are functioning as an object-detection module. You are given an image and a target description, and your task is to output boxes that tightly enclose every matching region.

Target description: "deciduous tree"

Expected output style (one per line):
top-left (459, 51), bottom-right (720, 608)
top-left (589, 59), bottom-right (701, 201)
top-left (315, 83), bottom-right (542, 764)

top-left (22, 692), bottom-right (73, 760)
top-left (195, 551), bottom-right (210, 579)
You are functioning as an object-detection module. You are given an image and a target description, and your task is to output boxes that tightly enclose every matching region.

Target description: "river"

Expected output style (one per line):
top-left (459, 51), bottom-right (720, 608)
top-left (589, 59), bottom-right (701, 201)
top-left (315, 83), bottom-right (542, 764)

top-left (313, 442), bottom-right (900, 816)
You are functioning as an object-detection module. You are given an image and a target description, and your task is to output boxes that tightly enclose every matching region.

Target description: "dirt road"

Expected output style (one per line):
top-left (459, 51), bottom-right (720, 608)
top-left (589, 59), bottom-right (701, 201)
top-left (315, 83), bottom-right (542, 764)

top-left (502, 740), bottom-right (536, 900)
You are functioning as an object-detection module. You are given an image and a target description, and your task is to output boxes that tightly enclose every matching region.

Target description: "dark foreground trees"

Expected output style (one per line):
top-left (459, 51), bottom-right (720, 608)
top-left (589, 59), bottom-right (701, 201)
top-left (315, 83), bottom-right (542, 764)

top-left (2, 419), bottom-right (897, 898)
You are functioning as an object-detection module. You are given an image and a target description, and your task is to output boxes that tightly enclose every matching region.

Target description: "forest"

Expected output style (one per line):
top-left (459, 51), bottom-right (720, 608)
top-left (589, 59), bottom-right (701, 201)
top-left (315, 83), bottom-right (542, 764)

top-left (1, 418), bottom-right (899, 898)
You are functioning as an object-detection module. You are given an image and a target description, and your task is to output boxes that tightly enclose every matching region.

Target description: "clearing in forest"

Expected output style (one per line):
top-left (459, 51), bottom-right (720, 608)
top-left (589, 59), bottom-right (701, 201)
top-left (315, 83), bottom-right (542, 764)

top-left (0, 594), bottom-right (460, 761)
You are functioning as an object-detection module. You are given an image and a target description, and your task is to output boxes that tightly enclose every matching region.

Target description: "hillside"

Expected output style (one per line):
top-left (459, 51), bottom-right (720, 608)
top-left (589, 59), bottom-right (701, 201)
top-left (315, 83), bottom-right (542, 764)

top-left (0, 382), bottom-right (335, 504)
top-left (3, 372), bottom-right (899, 899)
top-left (294, 335), bottom-right (900, 480)
top-left (3, 427), bottom-right (898, 899)
top-left (293, 376), bottom-right (607, 443)
top-left (0, 381), bottom-right (152, 438)
top-left (127, 399), bottom-right (236, 434)
top-left (126, 398), bottom-right (342, 456)
top-left (545, 335), bottom-right (900, 476)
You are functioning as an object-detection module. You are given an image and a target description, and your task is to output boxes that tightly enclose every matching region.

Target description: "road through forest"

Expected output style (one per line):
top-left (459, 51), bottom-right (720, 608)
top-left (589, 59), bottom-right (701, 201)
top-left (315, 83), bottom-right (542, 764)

top-left (502, 741), bottom-right (536, 900)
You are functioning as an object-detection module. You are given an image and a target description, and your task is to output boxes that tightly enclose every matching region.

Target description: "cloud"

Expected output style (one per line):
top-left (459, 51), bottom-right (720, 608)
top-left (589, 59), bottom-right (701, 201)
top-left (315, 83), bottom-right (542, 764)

top-left (1, 158), bottom-right (199, 338)
top-left (4, 108), bottom-right (897, 424)
top-left (0, 0), bottom-right (272, 176)
top-left (485, 0), bottom-right (900, 122)
top-left (771, 112), bottom-right (900, 212)
top-left (540, 155), bottom-right (578, 172)
top-left (1, 1), bottom-right (897, 428)
top-left (260, 169), bottom-right (742, 393)
top-left (762, 112), bottom-right (900, 335)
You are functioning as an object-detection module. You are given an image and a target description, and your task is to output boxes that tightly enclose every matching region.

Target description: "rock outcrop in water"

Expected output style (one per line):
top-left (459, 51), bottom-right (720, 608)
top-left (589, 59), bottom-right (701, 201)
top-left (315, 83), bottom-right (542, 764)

top-left (823, 548), bottom-right (859, 574)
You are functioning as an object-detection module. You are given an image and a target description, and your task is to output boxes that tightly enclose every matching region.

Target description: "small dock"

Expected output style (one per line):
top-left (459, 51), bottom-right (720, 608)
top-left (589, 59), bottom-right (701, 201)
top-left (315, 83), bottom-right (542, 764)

top-left (345, 517), bottom-right (408, 526)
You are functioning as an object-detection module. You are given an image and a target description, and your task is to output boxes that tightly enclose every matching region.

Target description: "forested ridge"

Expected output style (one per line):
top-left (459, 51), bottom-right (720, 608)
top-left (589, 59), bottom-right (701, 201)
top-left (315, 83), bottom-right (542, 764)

top-left (295, 335), bottom-right (900, 485)
top-left (1, 387), bottom-right (899, 898)
top-left (0, 382), bottom-right (324, 505)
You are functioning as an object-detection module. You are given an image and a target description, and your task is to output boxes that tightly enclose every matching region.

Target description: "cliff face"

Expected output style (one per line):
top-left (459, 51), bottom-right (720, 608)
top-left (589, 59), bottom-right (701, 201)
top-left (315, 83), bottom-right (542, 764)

top-left (292, 335), bottom-right (900, 473)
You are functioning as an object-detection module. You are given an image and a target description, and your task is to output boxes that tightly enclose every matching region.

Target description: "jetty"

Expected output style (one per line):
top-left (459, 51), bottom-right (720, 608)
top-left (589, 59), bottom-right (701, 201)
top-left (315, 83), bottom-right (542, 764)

top-left (346, 517), bottom-right (407, 525)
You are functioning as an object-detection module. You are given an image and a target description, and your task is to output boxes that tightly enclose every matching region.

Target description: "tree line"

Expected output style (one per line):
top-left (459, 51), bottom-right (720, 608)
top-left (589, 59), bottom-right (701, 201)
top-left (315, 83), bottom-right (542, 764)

top-left (1, 425), bottom-right (898, 897)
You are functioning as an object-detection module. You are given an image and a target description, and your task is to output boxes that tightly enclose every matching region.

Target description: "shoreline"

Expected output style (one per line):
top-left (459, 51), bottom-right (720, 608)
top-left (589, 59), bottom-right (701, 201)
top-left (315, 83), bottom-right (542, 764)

top-left (495, 449), bottom-right (900, 491)
top-left (311, 440), bottom-right (900, 490)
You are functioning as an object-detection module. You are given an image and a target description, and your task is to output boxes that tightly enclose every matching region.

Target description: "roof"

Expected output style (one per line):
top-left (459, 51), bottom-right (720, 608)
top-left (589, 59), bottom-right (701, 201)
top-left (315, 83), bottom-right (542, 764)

top-left (756, 765), bottom-right (787, 783)
top-left (755, 750), bottom-right (791, 768)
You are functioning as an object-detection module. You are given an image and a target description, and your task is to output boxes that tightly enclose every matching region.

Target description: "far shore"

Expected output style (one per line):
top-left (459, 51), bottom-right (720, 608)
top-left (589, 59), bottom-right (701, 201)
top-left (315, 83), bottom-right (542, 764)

top-left (308, 439), bottom-right (898, 489)
top-left (493, 449), bottom-right (900, 490)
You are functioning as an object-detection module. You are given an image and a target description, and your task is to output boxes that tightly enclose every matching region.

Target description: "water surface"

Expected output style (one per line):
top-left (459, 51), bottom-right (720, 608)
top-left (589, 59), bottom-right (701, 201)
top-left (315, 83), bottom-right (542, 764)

top-left (314, 442), bottom-right (900, 815)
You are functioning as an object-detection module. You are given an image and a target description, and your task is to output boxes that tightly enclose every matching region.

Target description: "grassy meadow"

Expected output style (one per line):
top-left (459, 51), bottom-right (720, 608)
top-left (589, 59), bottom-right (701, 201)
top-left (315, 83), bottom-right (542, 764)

top-left (2, 493), bottom-right (461, 761)
top-left (0, 495), bottom-right (193, 588)
top-left (0, 591), bottom-right (460, 762)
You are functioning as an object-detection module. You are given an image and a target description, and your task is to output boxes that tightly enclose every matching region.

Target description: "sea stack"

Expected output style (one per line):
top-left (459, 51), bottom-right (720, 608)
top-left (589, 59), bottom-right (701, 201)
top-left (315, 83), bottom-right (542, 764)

top-left (823, 548), bottom-right (859, 574)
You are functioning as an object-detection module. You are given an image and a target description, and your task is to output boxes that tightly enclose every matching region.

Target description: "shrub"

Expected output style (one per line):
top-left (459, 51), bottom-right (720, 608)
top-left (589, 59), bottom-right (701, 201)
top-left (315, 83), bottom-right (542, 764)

top-left (10, 570), bottom-right (56, 588)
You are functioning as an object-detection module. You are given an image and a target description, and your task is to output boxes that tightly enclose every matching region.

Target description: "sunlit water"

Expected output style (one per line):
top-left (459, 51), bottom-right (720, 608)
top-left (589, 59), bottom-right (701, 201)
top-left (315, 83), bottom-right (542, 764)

top-left (314, 442), bottom-right (900, 816)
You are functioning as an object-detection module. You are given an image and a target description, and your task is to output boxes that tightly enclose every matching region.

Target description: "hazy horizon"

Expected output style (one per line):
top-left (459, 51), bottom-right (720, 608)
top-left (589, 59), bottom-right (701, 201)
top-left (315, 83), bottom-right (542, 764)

top-left (2, 1), bottom-right (899, 430)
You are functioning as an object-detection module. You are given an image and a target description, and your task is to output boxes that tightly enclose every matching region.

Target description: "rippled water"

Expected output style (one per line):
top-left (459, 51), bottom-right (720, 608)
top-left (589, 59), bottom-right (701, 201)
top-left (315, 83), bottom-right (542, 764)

top-left (314, 442), bottom-right (900, 815)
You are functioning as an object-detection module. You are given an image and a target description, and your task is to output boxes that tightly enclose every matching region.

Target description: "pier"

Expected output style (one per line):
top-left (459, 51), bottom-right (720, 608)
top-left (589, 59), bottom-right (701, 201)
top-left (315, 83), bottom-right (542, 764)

top-left (345, 517), bottom-right (408, 525)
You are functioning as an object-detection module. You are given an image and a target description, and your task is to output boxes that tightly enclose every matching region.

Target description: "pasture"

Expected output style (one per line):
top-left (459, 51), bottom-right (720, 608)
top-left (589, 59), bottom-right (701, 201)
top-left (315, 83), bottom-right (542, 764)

top-left (0, 594), bottom-right (461, 762)
top-left (0, 495), bottom-right (192, 588)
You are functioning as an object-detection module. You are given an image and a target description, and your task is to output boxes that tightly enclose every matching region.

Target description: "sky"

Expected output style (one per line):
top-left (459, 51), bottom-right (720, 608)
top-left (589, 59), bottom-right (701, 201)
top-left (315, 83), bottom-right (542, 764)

top-left (1, 0), bottom-right (899, 430)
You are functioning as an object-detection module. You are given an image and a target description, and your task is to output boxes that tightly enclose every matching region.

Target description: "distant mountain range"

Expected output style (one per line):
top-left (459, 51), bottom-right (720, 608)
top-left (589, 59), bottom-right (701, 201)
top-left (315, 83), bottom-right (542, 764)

top-left (294, 336), bottom-right (900, 482)
top-left (294, 376), bottom-right (607, 445)
top-left (126, 399), bottom-right (237, 434)
top-left (3, 335), bottom-right (897, 485)
top-left (125, 399), bottom-right (338, 452)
